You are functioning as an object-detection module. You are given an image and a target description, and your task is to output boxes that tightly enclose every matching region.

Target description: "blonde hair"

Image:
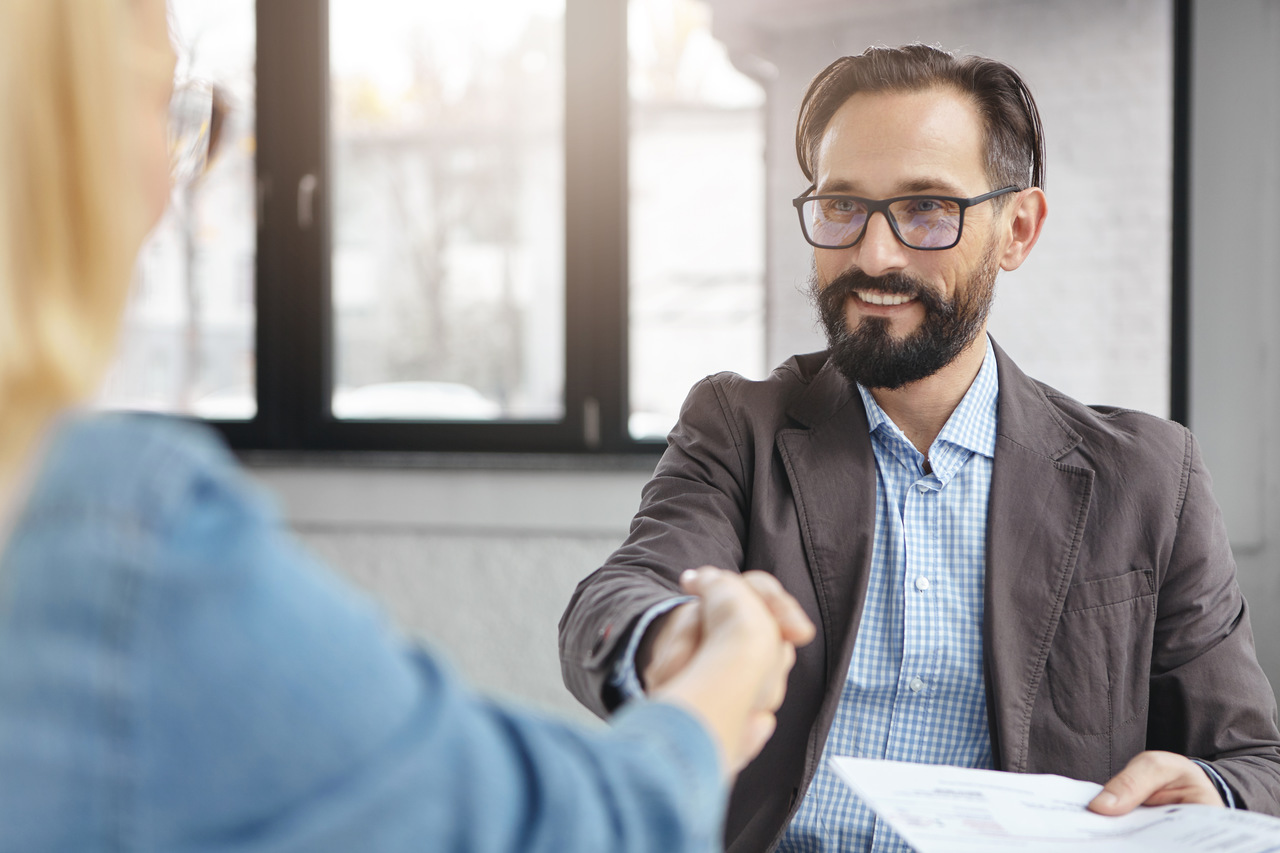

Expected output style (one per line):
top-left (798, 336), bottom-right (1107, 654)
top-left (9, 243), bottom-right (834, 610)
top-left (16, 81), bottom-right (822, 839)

top-left (0, 0), bottom-right (150, 473)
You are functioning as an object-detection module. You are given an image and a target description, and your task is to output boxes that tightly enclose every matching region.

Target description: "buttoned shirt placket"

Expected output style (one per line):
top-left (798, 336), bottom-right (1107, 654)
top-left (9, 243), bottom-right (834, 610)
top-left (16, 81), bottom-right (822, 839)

top-left (779, 339), bottom-right (999, 853)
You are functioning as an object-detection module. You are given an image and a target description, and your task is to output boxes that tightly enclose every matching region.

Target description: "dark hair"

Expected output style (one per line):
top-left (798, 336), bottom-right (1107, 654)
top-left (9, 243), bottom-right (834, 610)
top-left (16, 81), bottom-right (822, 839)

top-left (795, 44), bottom-right (1045, 192)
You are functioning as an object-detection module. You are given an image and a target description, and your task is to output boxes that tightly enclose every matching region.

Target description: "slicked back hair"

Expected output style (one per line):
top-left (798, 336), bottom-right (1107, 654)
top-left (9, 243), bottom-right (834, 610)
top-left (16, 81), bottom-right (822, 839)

top-left (796, 44), bottom-right (1045, 193)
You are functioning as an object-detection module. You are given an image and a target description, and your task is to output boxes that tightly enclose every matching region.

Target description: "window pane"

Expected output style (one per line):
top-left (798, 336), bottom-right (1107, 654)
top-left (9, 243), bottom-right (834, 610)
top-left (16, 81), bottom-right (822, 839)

top-left (329, 0), bottom-right (565, 422)
top-left (628, 0), bottom-right (766, 440)
top-left (99, 0), bottom-right (257, 420)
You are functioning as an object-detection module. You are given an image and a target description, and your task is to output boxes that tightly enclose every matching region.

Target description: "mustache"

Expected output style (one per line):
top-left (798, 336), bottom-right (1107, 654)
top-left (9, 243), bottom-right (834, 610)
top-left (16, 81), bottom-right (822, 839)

top-left (824, 268), bottom-right (924, 300)
top-left (812, 267), bottom-right (950, 321)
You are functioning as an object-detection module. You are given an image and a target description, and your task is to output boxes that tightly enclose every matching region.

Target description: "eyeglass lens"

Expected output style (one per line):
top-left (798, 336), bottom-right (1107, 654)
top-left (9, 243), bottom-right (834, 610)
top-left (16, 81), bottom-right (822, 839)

top-left (802, 197), bottom-right (962, 249)
top-left (168, 82), bottom-right (214, 186)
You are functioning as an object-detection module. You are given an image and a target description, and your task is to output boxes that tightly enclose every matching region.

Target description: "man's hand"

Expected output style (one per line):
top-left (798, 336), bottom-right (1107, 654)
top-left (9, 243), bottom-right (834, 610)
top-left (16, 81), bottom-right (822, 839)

top-left (1087, 751), bottom-right (1225, 815)
top-left (638, 600), bottom-right (701, 693)
top-left (639, 571), bottom-right (815, 693)
top-left (651, 567), bottom-right (815, 775)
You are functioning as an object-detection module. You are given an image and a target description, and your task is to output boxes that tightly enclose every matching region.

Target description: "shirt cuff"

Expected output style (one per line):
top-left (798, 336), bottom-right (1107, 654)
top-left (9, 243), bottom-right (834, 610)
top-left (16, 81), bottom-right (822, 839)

top-left (1191, 759), bottom-right (1237, 809)
top-left (609, 596), bottom-right (696, 702)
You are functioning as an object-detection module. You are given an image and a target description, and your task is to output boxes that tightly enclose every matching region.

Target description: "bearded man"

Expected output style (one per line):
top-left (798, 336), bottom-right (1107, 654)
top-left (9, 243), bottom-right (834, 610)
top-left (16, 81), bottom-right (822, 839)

top-left (558, 44), bottom-right (1280, 853)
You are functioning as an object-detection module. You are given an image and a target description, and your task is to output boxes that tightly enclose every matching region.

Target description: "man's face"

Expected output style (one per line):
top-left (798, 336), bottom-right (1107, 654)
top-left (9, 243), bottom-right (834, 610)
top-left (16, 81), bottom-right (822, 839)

top-left (808, 87), bottom-right (1005, 390)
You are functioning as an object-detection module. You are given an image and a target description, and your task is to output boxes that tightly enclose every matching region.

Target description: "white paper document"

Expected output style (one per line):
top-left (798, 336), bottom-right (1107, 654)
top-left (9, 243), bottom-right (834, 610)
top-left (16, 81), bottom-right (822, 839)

top-left (830, 756), bottom-right (1280, 852)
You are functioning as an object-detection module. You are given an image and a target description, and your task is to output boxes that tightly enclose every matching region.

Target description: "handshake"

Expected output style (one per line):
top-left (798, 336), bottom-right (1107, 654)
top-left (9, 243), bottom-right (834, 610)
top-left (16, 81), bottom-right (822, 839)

top-left (640, 568), bottom-right (816, 776)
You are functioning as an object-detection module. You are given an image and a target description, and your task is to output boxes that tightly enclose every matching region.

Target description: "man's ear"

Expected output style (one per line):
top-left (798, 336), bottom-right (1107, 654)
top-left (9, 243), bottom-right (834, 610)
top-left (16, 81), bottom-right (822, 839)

top-left (998, 187), bottom-right (1047, 272)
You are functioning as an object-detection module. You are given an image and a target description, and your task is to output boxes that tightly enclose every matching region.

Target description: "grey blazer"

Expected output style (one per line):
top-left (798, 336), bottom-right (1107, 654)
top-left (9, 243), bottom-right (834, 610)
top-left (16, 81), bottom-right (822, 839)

top-left (559, 341), bottom-right (1280, 852)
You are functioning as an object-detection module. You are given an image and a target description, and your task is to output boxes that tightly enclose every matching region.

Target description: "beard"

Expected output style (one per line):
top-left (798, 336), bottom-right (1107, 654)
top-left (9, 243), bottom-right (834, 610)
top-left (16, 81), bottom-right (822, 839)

top-left (809, 246), bottom-right (999, 391)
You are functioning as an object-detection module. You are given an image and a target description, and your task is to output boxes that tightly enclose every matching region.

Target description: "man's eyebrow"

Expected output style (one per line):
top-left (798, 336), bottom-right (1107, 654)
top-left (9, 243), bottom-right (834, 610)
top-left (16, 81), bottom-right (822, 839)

top-left (815, 178), bottom-right (859, 194)
top-left (898, 176), bottom-right (966, 195)
top-left (815, 176), bottom-right (967, 197)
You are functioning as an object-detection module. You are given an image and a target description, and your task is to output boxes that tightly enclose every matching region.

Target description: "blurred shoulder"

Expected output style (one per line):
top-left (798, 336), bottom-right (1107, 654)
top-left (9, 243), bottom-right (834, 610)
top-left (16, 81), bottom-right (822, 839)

top-left (27, 411), bottom-right (272, 535)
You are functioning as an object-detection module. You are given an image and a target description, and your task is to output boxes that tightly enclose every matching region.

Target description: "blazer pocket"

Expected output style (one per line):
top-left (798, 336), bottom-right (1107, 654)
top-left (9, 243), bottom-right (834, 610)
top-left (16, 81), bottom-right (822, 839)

top-left (1045, 568), bottom-right (1157, 735)
top-left (1061, 568), bottom-right (1154, 613)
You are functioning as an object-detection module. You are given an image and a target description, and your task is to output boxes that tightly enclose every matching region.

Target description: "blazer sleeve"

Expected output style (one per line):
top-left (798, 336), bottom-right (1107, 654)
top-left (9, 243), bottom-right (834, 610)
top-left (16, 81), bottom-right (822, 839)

top-left (559, 375), bottom-right (753, 717)
top-left (127, 423), bottom-right (728, 852)
top-left (1147, 430), bottom-right (1280, 813)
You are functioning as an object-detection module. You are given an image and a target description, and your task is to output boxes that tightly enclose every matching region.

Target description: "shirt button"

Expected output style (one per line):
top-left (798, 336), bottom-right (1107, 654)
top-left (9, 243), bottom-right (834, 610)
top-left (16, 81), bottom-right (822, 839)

top-left (916, 483), bottom-right (929, 493)
top-left (914, 576), bottom-right (930, 592)
top-left (909, 677), bottom-right (925, 693)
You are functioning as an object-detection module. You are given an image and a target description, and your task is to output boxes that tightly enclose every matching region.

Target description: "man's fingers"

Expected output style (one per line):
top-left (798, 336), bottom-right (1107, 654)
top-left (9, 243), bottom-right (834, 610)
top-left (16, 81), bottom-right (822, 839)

top-left (1087, 751), bottom-right (1224, 815)
top-left (1088, 770), bottom-right (1147, 815)
top-left (681, 567), bottom-right (815, 646)
top-left (679, 567), bottom-right (771, 632)
top-left (678, 566), bottom-right (726, 596)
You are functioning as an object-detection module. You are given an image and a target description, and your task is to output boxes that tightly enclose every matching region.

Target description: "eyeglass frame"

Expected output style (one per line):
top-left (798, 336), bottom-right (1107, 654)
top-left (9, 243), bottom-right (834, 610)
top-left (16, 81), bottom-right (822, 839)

top-left (791, 185), bottom-right (1020, 251)
top-left (168, 79), bottom-right (231, 187)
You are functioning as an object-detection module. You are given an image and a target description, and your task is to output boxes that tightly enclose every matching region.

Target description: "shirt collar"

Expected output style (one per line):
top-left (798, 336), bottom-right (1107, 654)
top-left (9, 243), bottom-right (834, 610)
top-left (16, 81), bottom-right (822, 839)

top-left (934, 337), bottom-right (999, 460)
top-left (856, 335), bottom-right (1000, 464)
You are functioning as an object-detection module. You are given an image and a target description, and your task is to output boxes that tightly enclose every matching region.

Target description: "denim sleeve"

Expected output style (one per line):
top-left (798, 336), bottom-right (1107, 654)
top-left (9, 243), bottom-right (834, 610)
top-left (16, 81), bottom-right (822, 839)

top-left (118, 425), bottom-right (726, 851)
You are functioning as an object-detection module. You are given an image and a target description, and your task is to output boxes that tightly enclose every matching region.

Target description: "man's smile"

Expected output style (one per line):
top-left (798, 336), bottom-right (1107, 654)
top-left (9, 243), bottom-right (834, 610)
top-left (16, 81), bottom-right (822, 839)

top-left (854, 290), bottom-right (917, 307)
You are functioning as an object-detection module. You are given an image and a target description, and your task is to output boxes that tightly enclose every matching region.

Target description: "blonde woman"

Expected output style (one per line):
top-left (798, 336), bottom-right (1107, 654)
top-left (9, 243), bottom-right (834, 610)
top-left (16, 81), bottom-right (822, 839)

top-left (0, 2), bottom-right (813, 850)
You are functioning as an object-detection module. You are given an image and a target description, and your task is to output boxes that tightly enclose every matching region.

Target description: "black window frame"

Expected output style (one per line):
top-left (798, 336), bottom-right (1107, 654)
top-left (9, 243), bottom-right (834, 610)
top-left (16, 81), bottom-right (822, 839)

top-left (211, 0), bottom-right (1191, 455)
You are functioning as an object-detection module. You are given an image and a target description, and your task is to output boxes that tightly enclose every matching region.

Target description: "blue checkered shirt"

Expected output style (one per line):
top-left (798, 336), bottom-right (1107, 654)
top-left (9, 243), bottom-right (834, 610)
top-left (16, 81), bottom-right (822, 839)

top-left (777, 339), bottom-right (999, 853)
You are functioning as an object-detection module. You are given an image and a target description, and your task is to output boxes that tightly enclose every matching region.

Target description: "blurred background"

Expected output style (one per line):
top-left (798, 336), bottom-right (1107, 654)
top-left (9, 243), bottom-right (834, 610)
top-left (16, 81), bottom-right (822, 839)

top-left (97, 0), bottom-right (1280, 722)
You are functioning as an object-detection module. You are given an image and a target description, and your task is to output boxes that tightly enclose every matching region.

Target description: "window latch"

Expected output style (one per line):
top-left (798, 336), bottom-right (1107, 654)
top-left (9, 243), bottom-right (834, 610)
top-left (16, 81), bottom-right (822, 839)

top-left (297, 174), bottom-right (319, 230)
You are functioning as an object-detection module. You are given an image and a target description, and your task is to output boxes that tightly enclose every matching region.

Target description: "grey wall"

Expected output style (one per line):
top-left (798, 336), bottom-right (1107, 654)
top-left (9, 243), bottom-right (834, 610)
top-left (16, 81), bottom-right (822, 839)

top-left (1188, 0), bottom-right (1280, 689)
top-left (247, 0), bottom-right (1280, 723)
top-left (251, 463), bottom-right (656, 724)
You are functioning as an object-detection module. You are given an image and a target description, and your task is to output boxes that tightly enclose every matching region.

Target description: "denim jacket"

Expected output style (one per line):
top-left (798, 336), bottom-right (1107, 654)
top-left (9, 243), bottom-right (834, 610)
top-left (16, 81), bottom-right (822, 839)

top-left (0, 414), bottom-right (724, 852)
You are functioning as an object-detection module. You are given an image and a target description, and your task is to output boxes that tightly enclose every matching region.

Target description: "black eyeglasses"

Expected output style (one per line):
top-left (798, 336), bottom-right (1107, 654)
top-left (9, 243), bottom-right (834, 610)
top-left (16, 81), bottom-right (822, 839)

top-left (169, 80), bottom-right (230, 186)
top-left (792, 186), bottom-right (1018, 251)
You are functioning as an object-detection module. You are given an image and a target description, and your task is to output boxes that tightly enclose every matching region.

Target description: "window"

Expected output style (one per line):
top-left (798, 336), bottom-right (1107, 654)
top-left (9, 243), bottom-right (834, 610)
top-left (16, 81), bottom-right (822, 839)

top-left (103, 0), bottom-right (1188, 453)
top-left (101, 0), bottom-right (257, 420)
top-left (329, 0), bottom-right (566, 424)
top-left (627, 0), bottom-right (766, 440)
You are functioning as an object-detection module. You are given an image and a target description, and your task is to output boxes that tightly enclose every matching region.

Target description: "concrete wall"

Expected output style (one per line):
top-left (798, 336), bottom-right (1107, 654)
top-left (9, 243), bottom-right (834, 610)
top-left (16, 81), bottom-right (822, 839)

top-left (251, 462), bottom-right (657, 724)
top-left (1188, 0), bottom-right (1280, 689)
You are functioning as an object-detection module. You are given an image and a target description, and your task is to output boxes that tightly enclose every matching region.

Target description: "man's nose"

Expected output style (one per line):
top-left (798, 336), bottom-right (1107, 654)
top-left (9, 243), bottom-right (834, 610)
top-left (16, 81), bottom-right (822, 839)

top-left (854, 211), bottom-right (910, 277)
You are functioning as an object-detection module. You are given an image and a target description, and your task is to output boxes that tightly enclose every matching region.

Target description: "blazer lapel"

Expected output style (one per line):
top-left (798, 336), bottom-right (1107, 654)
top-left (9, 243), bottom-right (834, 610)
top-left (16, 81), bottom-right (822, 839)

top-left (776, 360), bottom-right (878, 692)
top-left (985, 342), bottom-right (1094, 772)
